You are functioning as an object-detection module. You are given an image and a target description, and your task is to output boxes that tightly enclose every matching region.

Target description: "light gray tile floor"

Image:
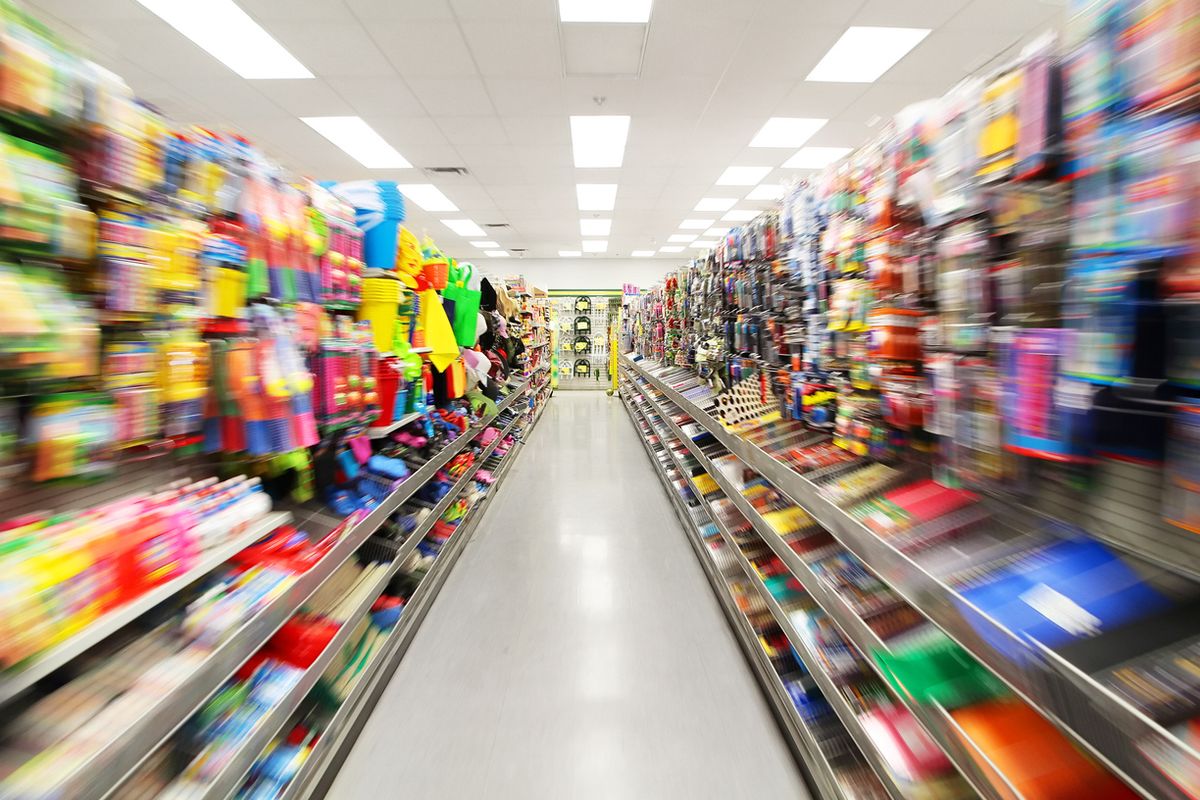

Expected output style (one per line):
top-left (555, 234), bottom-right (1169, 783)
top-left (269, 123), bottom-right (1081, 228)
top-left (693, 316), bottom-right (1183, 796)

top-left (327, 391), bottom-right (811, 799)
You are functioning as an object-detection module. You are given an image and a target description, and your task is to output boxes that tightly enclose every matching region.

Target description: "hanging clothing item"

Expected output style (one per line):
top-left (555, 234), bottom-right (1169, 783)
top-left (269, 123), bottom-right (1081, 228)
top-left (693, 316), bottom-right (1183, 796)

top-left (480, 277), bottom-right (498, 312)
top-left (419, 288), bottom-right (459, 372)
top-left (494, 282), bottom-right (519, 318)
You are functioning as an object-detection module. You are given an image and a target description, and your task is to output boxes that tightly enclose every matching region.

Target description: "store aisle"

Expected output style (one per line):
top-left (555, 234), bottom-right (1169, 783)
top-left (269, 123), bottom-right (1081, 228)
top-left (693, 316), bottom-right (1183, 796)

top-left (328, 392), bottom-right (811, 800)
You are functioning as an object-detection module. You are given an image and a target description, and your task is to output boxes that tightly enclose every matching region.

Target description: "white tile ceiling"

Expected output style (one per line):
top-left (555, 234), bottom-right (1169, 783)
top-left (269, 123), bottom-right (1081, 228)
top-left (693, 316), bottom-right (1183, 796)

top-left (31, 0), bottom-right (1063, 259)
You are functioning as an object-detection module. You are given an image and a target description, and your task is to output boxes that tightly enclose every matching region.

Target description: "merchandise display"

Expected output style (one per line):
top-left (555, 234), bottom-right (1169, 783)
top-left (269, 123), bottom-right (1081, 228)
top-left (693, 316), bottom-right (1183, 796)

top-left (0, 3), bottom-right (551, 797)
top-left (4, 0), bottom-right (1198, 796)
top-left (621, 1), bottom-right (1200, 798)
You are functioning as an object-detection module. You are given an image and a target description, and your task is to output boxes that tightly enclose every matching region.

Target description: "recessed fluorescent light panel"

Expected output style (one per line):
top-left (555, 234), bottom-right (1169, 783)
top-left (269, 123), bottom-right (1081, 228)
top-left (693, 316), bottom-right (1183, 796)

top-left (704, 227), bottom-right (731, 237)
top-left (470, 241), bottom-right (500, 248)
top-left (694, 197), bottom-right (738, 212)
top-left (559, 0), bottom-right (653, 22)
top-left (717, 166), bottom-right (772, 186)
top-left (668, 234), bottom-right (696, 243)
top-left (723, 209), bottom-right (759, 222)
top-left (750, 117), bottom-right (828, 148)
top-left (570, 116), bottom-right (631, 168)
top-left (679, 218), bottom-right (714, 230)
top-left (806, 26), bottom-right (931, 83)
top-left (631, 250), bottom-right (656, 257)
top-left (135, 0), bottom-right (312, 79)
top-left (580, 219), bottom-right (612, 236)
top-left (577, 183), bottom-right (618, 211)
top-left (783, 146), bottom-right (853, 169)
top-left (441, 219), bottom-right (486, 237)
top-left (746, 184), bottom-right (787, 201)
top-left (582, 240), bottom-right (608, 253)
top-left (302, 117), bottom-right (411, 169)
top-left (485, 251), bottom-right (510, 257)
top-left (659, 246), bottom-right (685, 253)
top-left (397, 184), bottom-right (457, 212)
top-left (559, 250), bottom-right (582, 257)
top-left (691, 240), bottom-right (718, 248)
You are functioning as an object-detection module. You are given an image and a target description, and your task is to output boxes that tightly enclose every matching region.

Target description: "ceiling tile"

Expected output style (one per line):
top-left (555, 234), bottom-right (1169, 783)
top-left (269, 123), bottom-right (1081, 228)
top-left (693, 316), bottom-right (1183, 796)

top-left (773, 82), bottom-right (869, 119)
top-left (852, 0), bottom-right (970, 28)
top-left (394, 143), bottom-right (464, 168)
top-left (406, 77), bottom-right (496, 115)
top-left (562, 24), bottom-right (647, 78)
top-left (327, 76), bottom-right (426, 116)
top-left (631, 77), bottom-right (717, 119)
top-left (485, 78), bottom-right (567, 115)
top-left (755, 0), bottom-right (863, 28)
top-left (837, 82), bottom-right (945, 127)
top-left (437, 115), bottom-right (510, 145)
top-left (241, 0), bottom-right (351, 21)
top-left (881, 26), bottom-right (1016, 84)
top-left (640, 20), bottom-right (744, 79)
top-left (501, 116), bottom-right (572, 146)
top-left (373, 22), bottom-right (478, 78)
top-left (370, 116), bottom-right (453, 147)
top-left (513, 145), bottom-right (575, 169)
top-left (563, 77), bottom-right (639, 115)
top-left (268, 21), bottom-right (395, 77)
top-left (255, 79), bottom-right (355, 116)
top-left (946, 0), bottom-right (1065, 31)
top-left (345, 0), bottom-right (454, 20)
top-left (166, 77), bottom-right (285, 119)
top-left (27, 0), bottom-right (151, 23)
top-left (722, 24), bottom-right (845, 81)
top-left (460, 21), bottom-right (561, 77)
top-left (449, 0), bottom-right (552, 20)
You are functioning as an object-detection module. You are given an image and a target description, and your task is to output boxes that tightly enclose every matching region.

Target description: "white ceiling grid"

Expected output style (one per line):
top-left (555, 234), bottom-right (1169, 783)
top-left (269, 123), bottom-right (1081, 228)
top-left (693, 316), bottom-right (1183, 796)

top-left (29, 0), bottom-right (1063, 259)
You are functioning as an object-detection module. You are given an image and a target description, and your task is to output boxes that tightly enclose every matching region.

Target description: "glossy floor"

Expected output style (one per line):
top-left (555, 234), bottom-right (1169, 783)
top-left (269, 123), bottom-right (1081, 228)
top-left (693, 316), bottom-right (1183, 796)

top-left (328, 391), bottom-right (811, 799)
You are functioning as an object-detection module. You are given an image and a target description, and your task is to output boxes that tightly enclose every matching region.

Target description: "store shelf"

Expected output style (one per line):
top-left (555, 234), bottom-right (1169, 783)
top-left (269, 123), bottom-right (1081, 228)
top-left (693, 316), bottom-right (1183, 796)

top-left (624, 375), bottom-right (991, 799)
top-left (15, 379), bottom-right (534, 800)
top-left (619, 387), bottom-right (866, 800)
top-left (178, 408), bottom-right (528, 800)
top-left (0, 511), bottom-right (292, 708)
top-left (622, 356), bottom-right (1194, 800)
top-left (274, 401), bottom-right (541, 800)
top-left (367, 411), bottom-right (424, 440)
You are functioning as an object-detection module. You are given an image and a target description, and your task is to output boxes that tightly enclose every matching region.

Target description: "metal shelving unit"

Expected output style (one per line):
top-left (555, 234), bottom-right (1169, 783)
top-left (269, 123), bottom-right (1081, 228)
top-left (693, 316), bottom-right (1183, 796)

top-left (0, 378), bottom-right (535, 800)
top-left (623, 355), bottom-right (1199, 800)
top-left (367, 411), bottom-right (424, 440)
top-left (278, 404), bottom-right (541, 800)
top-left (619, 378), bottom-right (885, 800)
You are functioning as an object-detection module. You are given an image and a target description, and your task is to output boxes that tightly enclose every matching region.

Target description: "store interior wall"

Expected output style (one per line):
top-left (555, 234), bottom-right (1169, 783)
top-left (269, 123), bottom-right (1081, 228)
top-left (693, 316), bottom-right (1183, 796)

top-left (500, 258), bottom-right (677, 291)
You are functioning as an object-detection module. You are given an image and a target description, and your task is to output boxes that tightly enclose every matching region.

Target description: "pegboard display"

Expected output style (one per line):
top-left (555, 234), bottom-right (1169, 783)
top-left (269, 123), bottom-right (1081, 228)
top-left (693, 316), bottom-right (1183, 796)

top-left (552, 294), bottom-right (619, 389)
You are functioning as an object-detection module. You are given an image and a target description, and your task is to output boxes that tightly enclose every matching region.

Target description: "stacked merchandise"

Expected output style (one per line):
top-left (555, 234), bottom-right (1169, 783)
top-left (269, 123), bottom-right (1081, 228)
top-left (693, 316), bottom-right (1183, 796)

top-left (624, 1), bottom-right (1199, 798)
top-left (0, 1), bottom-right (549, 798)
top-left (553, 293), bottom-right (618, 388)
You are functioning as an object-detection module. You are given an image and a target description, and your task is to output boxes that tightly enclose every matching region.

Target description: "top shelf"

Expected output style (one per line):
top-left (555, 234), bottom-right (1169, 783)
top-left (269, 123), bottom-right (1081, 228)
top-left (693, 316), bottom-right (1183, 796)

top-left (621, 354), bottom-right (1200, 800)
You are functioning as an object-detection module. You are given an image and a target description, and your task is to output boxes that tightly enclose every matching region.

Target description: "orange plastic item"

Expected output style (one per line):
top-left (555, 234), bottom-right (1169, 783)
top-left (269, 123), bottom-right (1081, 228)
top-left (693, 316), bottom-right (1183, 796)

top-left (949, 699), bottom-right (1139, 800)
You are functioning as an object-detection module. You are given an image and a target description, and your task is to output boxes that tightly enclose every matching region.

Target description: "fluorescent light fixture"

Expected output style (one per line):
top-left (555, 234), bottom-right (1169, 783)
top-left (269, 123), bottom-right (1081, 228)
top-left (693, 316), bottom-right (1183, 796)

top-left (722, 209), bottom-right (759, 222)
top-left (679, 218), bottom-right (714, 230)
top-left (570, 116), bottom-right (630, 168)
top-left (135, 0), bottom-right (312, 79)
top-left (485, 250), bottom-right (510, 258)
top-left (441, 219), bottom-right (486, 237)
top-left (747, 183), bottom-right (787, 201)
top-left (659, 246), bottom-right (685, 253)
top-left (717, 166), bottom-right (772, 186)
top-left (694, 197), bottom-right (738, 212)
top-left (704, 227), bottom-right (731, 237)
top-left (691, 240), bottom-right (718, 249)
top-left (631, 250), bottom-right (656, 257)
top-left (580, 219), bottom-right (612, 236)
top-left (783, 146), bottom-right (853, 169)
top-left (470, 241), bottom-right (500, 249)
top-left (750, 117), bottom-right (828, 148)
top-left (559, 0), bottom-right (653, 23)
top-left (582, 240), bottom-right (608, 253)
top-left (577, 183), bottom-right (618, 211)
top-left (806, 26), bottom-right (931, 83)
top-left (302, 117), bottom-right (411, 168)
top-left (559, 250), bottom-right (582, 257)
top-left (668, 234), bottom-right (696, 243)
top-left (397, 184), bottom-right (457, 212)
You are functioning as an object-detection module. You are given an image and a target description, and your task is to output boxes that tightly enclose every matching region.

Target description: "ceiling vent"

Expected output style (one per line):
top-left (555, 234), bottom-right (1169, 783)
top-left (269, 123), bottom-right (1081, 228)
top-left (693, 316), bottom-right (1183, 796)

top-left (484, 223), bottom-right (511, 229)
top-left (424, 166), bottom-right (469, 176)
